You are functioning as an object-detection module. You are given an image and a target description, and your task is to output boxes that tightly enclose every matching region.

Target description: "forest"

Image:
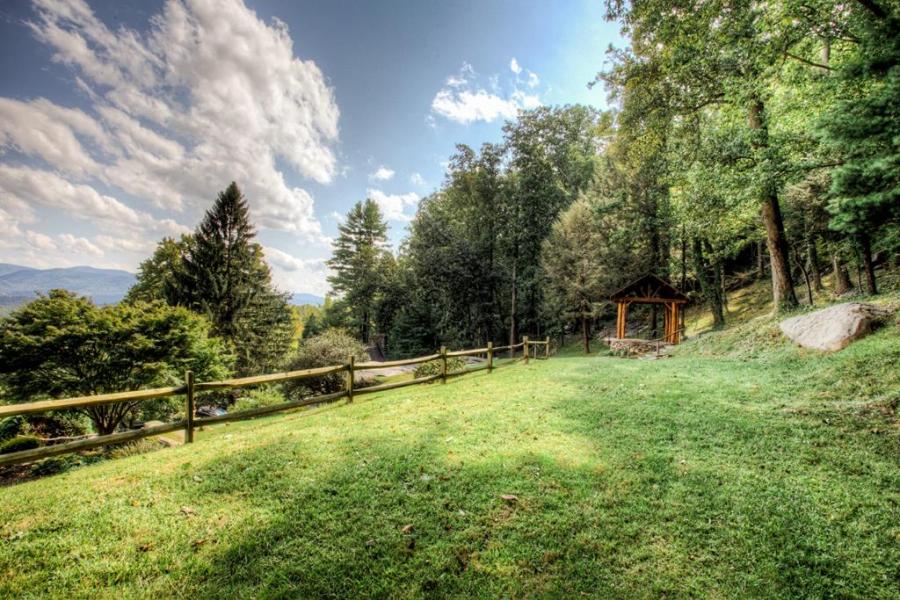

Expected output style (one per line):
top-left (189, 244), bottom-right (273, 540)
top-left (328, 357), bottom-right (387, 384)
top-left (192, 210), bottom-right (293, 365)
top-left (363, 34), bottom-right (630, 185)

top-left (313, 0), bottom-right (899, 355)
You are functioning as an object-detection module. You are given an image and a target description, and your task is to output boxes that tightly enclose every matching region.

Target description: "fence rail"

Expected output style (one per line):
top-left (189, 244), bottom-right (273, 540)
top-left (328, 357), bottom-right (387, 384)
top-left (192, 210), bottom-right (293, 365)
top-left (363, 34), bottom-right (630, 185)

top-left (0, 336), bottom-right (553, 468)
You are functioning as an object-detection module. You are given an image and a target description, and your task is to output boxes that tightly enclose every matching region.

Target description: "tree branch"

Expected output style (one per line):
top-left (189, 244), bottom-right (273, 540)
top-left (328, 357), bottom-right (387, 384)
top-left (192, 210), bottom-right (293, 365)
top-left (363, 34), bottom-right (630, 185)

top-left (784, 52), bottom-right (836, 71)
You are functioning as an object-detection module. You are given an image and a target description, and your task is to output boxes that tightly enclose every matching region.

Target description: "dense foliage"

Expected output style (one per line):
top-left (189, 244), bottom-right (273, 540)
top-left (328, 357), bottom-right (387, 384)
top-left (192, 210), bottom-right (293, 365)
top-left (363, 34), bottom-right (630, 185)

top-left (0, 291), bottom-right (232, 435)
top-left (282, 329), bottom-right (369, 399)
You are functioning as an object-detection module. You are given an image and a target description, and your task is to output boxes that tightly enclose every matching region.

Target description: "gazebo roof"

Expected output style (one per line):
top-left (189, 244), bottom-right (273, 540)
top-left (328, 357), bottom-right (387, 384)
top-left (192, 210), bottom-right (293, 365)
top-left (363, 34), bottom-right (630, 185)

top-left (610, 273), bottom-right (689, 303)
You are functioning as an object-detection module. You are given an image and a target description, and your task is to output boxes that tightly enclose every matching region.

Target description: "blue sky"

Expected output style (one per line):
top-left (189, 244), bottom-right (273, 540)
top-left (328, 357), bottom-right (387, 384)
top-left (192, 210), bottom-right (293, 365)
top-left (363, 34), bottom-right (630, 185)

top-left (0, 0), bottom-right (622, 295)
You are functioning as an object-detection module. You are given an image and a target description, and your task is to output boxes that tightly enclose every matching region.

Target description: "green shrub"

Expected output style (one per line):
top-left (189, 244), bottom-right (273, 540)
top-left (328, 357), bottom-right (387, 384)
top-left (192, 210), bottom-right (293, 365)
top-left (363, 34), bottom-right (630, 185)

top-left (23, 414), bottom-right (88, 439)
top-left (0, 435), bottom-right (41, 455)
top-left (0, 416), bottom-right (24, 442)
top-left (234, 387), bottom-right (286, 412)
top-left (30, 455), bottom-right (80, 477)
top-left (413, 356), bottom-right (467, 379)
top-left (283, 329), bottom-right (369, 399)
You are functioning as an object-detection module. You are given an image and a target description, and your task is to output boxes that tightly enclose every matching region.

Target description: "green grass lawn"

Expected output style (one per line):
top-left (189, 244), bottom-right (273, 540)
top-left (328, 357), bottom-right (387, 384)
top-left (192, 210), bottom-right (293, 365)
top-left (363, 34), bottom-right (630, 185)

top-left (1, 325), bottom-right (898, 598)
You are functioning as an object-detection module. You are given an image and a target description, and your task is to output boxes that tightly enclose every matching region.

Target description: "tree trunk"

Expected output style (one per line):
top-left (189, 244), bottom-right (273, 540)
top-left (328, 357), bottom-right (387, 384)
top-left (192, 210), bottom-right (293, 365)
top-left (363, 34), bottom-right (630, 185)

top-left (807, 237), bottom-right (823, 291)
top-left (832, 252), bottom-right (852, 294)
top-left (859, 233), bottom-right (878, 295)
top-left (509, 262), bottom-right (517, 357)
top-left (582, 309), bottom-right (590, 355)
top-left (757, 239), bottom-right (766, 279)
top-left (795, 249), bottom-right (814, 305)
top-left (760, 195), bottom-right (799, 311)
top-left (680, 227), bottom-right (687, 291)
top-left (749, 98), bottom-right (798, 312)
top-left (692, 238), bottom-right (725, 328)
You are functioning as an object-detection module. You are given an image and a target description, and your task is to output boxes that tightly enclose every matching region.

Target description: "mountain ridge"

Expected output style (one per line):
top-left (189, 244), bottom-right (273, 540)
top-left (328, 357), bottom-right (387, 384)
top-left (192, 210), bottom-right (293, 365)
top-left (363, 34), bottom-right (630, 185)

top-left (0, 264), bottom-right (325, 307)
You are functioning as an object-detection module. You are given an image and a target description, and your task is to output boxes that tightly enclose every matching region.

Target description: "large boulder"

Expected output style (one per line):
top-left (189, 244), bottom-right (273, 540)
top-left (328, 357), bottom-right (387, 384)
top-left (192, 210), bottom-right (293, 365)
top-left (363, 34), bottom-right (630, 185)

top-left (779, 302), bottom-right (892, 351)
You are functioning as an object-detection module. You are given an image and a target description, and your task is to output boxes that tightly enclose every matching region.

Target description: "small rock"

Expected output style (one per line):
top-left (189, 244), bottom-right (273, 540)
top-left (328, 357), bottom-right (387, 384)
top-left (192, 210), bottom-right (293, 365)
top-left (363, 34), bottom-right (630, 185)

top-left (401, 524), bottom-right (414, 534)
top-left (500, 494), bottom-right (519, 503)
top-left (180, 506), bottom-right (196, 516)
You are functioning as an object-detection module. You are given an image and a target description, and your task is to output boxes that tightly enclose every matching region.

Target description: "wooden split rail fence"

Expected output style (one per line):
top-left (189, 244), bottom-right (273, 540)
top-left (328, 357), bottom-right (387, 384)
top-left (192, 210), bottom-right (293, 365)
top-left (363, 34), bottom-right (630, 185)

top-left (0, 337), bottom-right (551, 468)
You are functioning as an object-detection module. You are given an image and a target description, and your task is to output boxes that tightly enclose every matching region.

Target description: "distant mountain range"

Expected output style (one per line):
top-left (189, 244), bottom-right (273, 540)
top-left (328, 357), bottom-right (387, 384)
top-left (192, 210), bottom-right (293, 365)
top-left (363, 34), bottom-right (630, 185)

top-left (289, 292), bottom-right (325, 306)
top-left (0, 264), bottom-right (136, 306)
top-left (0, 263), bottom-right (325, 309)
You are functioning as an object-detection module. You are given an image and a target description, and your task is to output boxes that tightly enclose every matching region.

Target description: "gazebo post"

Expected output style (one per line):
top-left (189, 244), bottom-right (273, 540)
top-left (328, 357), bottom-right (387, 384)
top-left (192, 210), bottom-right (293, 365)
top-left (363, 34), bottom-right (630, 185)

top-left (673, 303), bottom-right (680, 344)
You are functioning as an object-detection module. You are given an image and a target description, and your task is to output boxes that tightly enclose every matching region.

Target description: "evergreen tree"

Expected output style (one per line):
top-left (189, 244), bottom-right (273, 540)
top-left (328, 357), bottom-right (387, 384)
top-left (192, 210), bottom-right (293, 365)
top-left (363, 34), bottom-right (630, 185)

top-left (541, 200), bottom-right (607, 354)
top-left (818, 11), bottom-right (900, 294)
top-left (177, 182), bottom-right (292, 375)
top-left (327, 199), bottom-right (391, 343)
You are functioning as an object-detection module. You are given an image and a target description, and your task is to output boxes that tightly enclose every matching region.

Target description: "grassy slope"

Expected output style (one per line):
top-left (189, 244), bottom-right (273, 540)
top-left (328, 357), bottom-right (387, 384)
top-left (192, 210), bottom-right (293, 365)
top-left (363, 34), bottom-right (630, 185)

top-left (1, 317), bottom-right (898, 598)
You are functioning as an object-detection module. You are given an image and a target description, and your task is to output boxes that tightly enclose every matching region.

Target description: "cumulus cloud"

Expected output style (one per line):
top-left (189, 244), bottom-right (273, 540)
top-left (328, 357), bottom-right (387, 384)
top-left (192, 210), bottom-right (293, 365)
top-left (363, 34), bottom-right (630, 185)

top-left (369, 166), bottom-right (395, 181)
top-left (430, 60), bottom-right (543, 124)
top-left (10, 0), bottom-right (340, 239)
top-left (263, 246), bottom-right (329, 295)
top-left (409, 172), bottom-right (426, 187)
top-left (0, 164), bottom-right (189, 237)
top-left (367, 188), bottom-right (419, 222)
top-left (527, 71), bottom-right (540, 88)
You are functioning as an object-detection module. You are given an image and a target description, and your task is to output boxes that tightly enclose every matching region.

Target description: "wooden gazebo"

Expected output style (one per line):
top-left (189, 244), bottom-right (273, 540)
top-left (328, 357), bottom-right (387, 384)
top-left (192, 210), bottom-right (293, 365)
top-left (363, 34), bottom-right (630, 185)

top-left (611, 274), bottom-right (689, 344)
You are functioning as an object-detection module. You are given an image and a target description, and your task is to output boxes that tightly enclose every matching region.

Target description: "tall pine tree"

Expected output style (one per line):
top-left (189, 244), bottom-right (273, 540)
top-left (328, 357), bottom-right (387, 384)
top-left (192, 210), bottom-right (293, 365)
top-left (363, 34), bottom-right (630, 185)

top-left (327, 199), bottom-right (390, 343)
top-left (177, 182), bottom-right (292, 375)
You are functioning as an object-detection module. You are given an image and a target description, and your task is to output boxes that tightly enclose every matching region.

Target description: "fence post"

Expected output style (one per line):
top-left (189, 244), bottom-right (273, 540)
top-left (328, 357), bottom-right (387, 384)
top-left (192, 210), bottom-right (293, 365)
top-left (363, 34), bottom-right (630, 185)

top-left (440, 346), bottom-right (447, 383)
top-left (545, 336), bottom-right (550, 358)
top-left (523, 336), bottom-right (529, 364)
top-left (487, 341), bottom-right (493, 373)
top-left (185, 370), bottom-right (195, 444)
top-left (347, 355), bottom-right (355, 403)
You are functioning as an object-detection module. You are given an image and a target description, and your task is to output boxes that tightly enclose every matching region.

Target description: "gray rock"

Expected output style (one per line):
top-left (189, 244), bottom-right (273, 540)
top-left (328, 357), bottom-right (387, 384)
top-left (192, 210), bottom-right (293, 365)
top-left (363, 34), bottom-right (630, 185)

top-left (779, 302), bottom-right (892, 351)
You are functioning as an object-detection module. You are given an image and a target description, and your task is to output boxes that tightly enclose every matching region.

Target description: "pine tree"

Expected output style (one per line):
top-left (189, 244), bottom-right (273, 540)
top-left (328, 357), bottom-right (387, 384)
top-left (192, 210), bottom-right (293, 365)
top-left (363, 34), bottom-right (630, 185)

top-left (327, 199), bottom-right (390, 343)
top-left (178, 182), bottom-right (292, 374)
top-left (819, 13), bottom-right (900, 294)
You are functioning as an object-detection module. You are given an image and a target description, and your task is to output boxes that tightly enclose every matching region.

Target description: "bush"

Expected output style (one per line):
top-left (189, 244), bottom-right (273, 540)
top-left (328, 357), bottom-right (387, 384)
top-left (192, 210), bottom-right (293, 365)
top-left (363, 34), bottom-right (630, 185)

top-left (0, 416), bottom-right (24, 442)
top-left (0, 435), bottom-right (41, 455)
top-left (413, 356), bottom-right (467, 379)
top-left (283, 329), bottom-right (369, 399)
top-left (234, 387), bottom-right (286, 412)
top-left (23, 414), bottom-right (88, 439)
top-left (30, 455), bottom-right (80, 477)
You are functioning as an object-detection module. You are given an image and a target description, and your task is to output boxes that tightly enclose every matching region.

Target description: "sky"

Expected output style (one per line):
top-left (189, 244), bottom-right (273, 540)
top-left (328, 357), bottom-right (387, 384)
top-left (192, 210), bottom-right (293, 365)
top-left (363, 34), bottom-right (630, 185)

top-left (0, 0), bottom-right (623, 296)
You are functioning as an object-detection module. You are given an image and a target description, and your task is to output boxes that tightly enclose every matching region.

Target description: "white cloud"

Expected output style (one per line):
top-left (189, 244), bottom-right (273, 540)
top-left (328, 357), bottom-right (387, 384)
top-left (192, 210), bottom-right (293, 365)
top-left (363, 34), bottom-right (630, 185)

top-left (0, 98), bottom-right (109, 177)
top-left (432, 89), bottom-right (520, 124)
top-left (1, 228), bottom-right (134, 270)
top-left (409, 172), bottom-right (426, 187)
top-left (58, 233), bottom-right (104, 256)
top-left (14, 0), bottom-right (340, 240)
top-left (370, 166), bottom-right (395, 181)
top-left (367, 188), bottom-right (419, 222)
top-left (430, 61), bottom-right (543, 124)
top-left (263, 246), bottom-right (329, 295)
top-left (0, 164), bottom-right (188, 237)
top-left (510, 57), bottom-right (522, 74)
top-left (527, 71), bottom-right (540, 88)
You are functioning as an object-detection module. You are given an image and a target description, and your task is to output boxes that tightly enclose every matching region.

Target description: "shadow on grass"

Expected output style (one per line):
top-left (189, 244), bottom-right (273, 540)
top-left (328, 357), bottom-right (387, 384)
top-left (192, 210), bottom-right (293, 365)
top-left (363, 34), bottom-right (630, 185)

top-left (176, 376), bottom-right (897, 599)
